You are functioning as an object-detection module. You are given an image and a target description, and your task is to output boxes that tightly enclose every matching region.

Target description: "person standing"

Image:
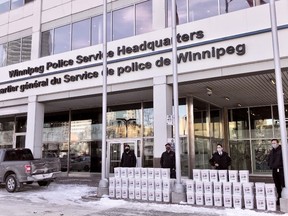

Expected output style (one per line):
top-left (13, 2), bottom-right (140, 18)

top-left (160, 143), bottom-right (176, 178)
top-left (209, 144), bottom-right (231, 170)
top-left (120, 144), bottom-right (137, 167)
top-left (267, 138), bottom-right (284, 205)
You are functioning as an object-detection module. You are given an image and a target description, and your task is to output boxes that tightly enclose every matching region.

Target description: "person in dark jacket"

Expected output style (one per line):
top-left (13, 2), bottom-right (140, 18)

top-left (160, 143), bottom-right (176, 178)
top-left (209, 144), bottom-right (231, 170)
top-left (120, 144), bottom-right (136, 167)
top-left (267, 138), bottom-right (284, 205)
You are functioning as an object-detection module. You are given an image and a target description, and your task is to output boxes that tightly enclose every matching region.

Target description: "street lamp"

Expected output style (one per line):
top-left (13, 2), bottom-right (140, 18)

top-left (116, 118), bottom-right (136, 138)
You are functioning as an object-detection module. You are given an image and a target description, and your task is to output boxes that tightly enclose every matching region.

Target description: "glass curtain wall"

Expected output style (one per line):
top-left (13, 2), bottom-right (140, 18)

top-left (143, 102), bottom-right (154, 167)
top-left (0, 117), bottom-right (14, 148)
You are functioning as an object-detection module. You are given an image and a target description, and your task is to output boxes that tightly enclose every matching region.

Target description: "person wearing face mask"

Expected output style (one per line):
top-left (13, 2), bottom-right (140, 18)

top-left (209, 144), bottom-right (231, 170)
top-left (120, 144), bottom-right (137, 167)
top-left (267, 138), bottom-right (284, 205)
top-left (160, 143), bottom-right (176, 178)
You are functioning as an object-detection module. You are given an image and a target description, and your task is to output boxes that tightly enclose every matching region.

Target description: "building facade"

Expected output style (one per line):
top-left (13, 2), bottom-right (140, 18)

top-left (0, 0), bottom-right (287, 177)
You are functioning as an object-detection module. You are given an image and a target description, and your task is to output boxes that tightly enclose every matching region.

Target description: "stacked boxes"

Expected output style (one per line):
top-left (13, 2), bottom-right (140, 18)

top-left (265, 183), bottom-right (277, 211)
top-left (109, 167), bottom-right (173, 203)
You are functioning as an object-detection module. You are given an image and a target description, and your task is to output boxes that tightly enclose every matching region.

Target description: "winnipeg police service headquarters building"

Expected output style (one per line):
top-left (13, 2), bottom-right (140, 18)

top-left (0, 0), bottom-right (287, 177)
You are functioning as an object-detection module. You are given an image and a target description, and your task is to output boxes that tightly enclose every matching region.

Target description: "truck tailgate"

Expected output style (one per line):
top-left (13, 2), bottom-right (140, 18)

top-left (31, 158), bottom-right (61, 174)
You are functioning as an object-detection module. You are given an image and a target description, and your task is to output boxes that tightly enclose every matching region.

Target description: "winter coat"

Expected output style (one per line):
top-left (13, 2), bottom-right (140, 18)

top-left (120, 150), bottom-right (137, 167)
top-left (209, 151), bottom-right (231, 170)
top-left (160, 150), bottom-right (176, 169)
top-left (267, 145), bottom-right (283, 169)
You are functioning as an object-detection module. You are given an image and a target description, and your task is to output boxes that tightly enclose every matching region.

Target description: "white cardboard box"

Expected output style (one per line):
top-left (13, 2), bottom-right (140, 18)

top-left (193, 169), bottom-right (201, 181)
top-left (209, 170), bottom-right (218, 182)
top-left (155, 190), bottom-right (163, 202)
top-left (114, 167), bottom-right (121, 178)
top-left (186, 180), bottom-right (195, 193)
top-left (134, 168), bottom-right (141, 179)
top-left (121, 177), bottom-right (129, 188)
top-left (195, 181), bottom-right (204, 194)
top-left (135, 178), bottom-right (141, 189)
top-left (256, 196), bottom-right (266, 210)
top-left (148, 178), bottom-right (155, 190)
top-left (128, 188), bottom-right (135, 199)
top-left (163, 179), bottom-right (172, 191)
top-left (265, 183), bottom-right (277, 198)
top-left (135, 188), bottom-right (141, 200)
top-left (201, 169), bottom-right (210, 182)
top-left (187, 192), bottom-right (195, 205)
top-left (228, 170), bottom-right (238, 182)
top-left (109, 187), bottom-right (115, 198)
top-left (239, 170), bottom-right (249, 183)
top-left (147, 168), bottom-right (155, 179)
top-left (141, 178), bottom-right (148, 189)
top-left (129, 178), bottom-right (135, 189)
top-left (242, 182), bottom-right (254, 196)
top-left (141, 168), bottom-right (148, 179)
top-left (148, 190), bottom-right (155, 201)
top-left (115, 178), bottom-right (122, 188)
top-left (204, 181), bottom-right (213, 194)
top-left (121, 167), bottom-right (128, 178)
top-left (127, 168), bottom-right (135, 178)
top-left (255, 182), bottom-right (265, 197)
top-left (122, 187), bottom-right (128, 199)
top-left (213, 182), bottom-right (223, 194)
top-left (116, 187), bottom-right (121, 199)
top-left (223, 182), bottom-right (232, 195)
top-left (154, 168), bottom-right (162, 179)
top-left (223, 194), bottom-right (233, 208)
top-left (163, 190), bottom-right (171, 203)
top-left (141, 189), bottom-right (148, 200)
top-left (219, 170), bottom-right (228, 182)
top-left (161, 168), bottom-right (170, 179)
top-left (233, 195), bottom-right (243, 209)
top-left (155, 179), bottom-right (163, 191)
top-left (266, 197), bottom-right (277, 211)
top-left (233, 182), bottom-right (243, 195)
top-left (109, 177), bottom-right (115, 188)
top-left (204, 193), bottom-right (213, 206)
top-left (244, 195), bottom-right (254, 209)
top-left (195, 193), bottom-right (204, 205)
top-left (214, 194), bottom-right (223, 207)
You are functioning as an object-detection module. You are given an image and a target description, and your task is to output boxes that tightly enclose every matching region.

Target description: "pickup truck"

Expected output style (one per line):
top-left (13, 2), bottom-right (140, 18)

top-left (0, 148), bottom-right (61, 193)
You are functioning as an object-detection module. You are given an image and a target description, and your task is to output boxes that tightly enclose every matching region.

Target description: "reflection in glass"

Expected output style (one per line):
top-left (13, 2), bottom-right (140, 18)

top-left (70, 142), bottom-right (91, 172)
top-left (0, 117), bottom-right (14, 148)
top-left (0, 0), bottom-right (9, 14)
top-left (250, 106), bottom-right (273, 139)
top-left (109, 143), bottom-right (121, 173)
top-left (180, 137), bottom-right (188, 176)
top-left (143, 105), bottom-right (154, 137)
top-left (72, 19), bottom-right (90, 50)
top-left (230, 140), bottom-right (251, 172)
top-left (252, 139), bottom-right (271, 173)
top-left (143, 138), bottom-right (153, 167)
top-left (228, 108), bottom-right (249, 139)
top-left (92, 13), bottom-right (112, 45)
top-left (7, 39), bottom-right (21, 65)
top-left (189, 0), bottom-right (218, 22)
top-left (136, 0), bottom-right (152, 35)
top-left (113, 6), bottom-right (134, 40)
top-left (41, 30), bottom-right (53, 57)
top-left (179, 104), bottom-right (188, 136)
top-left (11, 0), bottom-right (23, 9)
top-left (54, 25), bottom-right (71, 54)
top-left (21, 36), bottom-right (32, 62)
top-left (195, 137), bottom-right (211, 169)
top-left (15, 116), bottom-right (26, 133)
top-left (210, 109), bottom-right (222, 139)
top-left (220, 0), bottom-right (250, 14)
top-left (0, 43), bottom-right (7, 67)
top-left (167, 0), bottom-right (187, 27)
top-left (273, 105), bottom-right (288, 138)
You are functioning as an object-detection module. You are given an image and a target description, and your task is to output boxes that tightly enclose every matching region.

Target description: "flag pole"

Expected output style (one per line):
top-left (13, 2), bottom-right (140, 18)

top-left (98, 0), bottom-right (109, 197)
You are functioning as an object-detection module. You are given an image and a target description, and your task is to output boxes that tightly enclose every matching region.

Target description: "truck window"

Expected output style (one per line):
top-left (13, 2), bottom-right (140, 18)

top-left (4, 149), bottom-right (34, 161)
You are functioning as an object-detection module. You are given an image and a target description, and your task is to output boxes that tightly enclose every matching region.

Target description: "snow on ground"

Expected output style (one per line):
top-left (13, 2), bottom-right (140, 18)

top-left (0, 183), bottom-right (286, 216)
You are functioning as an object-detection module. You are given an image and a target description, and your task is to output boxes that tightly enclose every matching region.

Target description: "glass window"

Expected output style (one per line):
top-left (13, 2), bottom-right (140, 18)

top-left (250, 106), bottom-right (273, 139)
top-left (24, 0), bottom-right (33, 3)
top-left (228, 108), bottom-right (249, 139)
top-left (136, 0), bottom-right (152, 35)
top-left (251, 139), bottom-right (271, 173)
top-left (0, 0), bottom-right (10, 14)
top-left (0, 43), bottom-right (7, 67)
top-left (210, 109), bottom-right (222, 139)
top-left (143, 102), bottom-right (154, 137)
top-left (167, 0), bottom-right (187, 27)
top-left (11, 0), bottom-right (24, 10)
top-left (0, 117), bottom-right (14, 148)
top-left (54, 24), bottom-right (71, 54)
top-left (272, 105), bottom-right (288, 138)
top-left (113, 6), bottom-right (134, 40)
top-left (41, 30), bottom-right (53, 57)
top-left (230, 140), bottom-right (251, 172)
top-left (143, 138), bottom-right (153, 167)
top-left (72, 19), bottom-right (91, 50)
top-left (7, 39), bottom-right (21, 65)
top-left (189, 0), bottom-right (218, 22)
top-left (15, 116), bottom-right (26, 133)
top-left (92, 13), bottom-right (112, 45)
top-left (21, 36), bottom-right (32, 62)
top-left (220, 0), bottom-right (250, 14)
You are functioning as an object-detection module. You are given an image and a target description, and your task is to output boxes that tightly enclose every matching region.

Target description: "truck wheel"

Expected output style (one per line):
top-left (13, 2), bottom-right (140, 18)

top-left (38, 180), bottom-right (51, 186)
top-left (5, 174), bottom-right (18, 193)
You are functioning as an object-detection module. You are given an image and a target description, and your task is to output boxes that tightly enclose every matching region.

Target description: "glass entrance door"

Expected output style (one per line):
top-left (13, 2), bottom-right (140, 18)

top-left (107, 140), bottom-right (140, 173)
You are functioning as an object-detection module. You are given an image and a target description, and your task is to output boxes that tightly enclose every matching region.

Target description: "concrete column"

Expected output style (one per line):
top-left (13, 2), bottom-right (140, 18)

top-left (31, 0), bottom-right (42, 59)
top-left (153, 76), bottom-right (172, 167)
top-left (152, 0), bottom-right (166, 30)
top-left (25, 95), bottom-right (44, 158)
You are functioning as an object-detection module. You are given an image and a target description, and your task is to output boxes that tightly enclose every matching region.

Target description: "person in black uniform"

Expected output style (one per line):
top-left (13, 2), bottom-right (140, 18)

top-left (120, 144), bottom-right (137, 167)
top-left (267, 138), bottom-right (284, 205)
top-left (209, 144), bottom-right (231, 170)
top-left (160, 143), bottom-right (176, 178)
